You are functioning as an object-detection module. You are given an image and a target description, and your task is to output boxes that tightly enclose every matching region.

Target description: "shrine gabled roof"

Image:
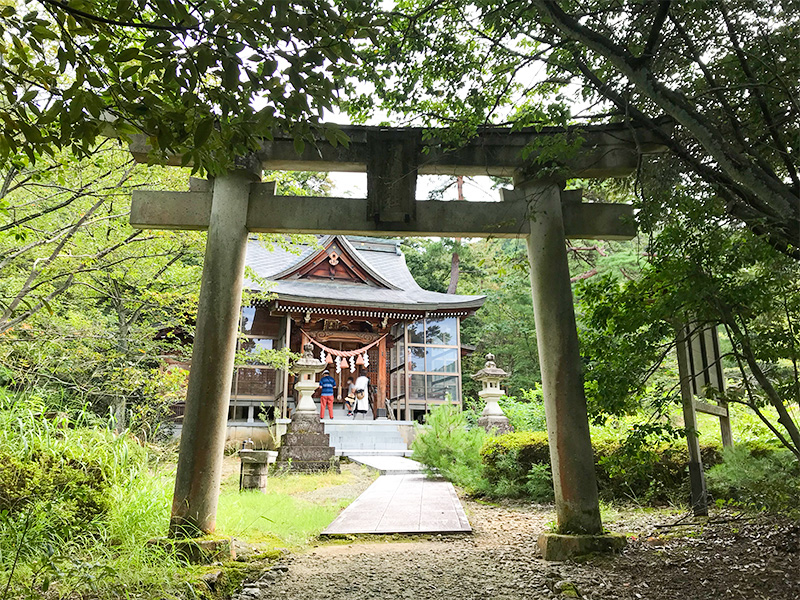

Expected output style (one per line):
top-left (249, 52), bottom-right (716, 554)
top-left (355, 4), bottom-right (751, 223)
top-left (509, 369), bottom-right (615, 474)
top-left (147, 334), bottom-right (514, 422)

top-left (244, 235), bottom-right (486, 312)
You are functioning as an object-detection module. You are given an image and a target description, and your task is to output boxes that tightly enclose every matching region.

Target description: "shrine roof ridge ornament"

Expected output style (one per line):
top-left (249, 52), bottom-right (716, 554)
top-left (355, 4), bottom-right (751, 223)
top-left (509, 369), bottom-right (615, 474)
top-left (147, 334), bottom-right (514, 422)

top-left (128, 122), bottom-right (669, 179)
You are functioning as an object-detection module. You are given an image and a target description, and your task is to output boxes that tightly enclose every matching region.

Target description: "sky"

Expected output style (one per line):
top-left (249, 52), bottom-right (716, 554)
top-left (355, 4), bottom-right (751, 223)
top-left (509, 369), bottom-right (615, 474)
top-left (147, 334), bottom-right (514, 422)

top-left (329, 172), bottom-right (503, 202)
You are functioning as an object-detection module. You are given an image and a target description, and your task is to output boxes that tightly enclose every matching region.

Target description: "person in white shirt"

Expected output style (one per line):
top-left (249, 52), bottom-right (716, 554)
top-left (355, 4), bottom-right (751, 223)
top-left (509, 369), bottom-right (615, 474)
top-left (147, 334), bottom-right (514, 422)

top-left (353, 369), bottom-right (371, 419)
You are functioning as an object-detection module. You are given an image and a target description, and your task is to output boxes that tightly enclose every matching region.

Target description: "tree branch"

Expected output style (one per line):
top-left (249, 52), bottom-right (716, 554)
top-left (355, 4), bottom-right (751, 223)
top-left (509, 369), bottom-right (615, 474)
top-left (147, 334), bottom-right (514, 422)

top-left (41, 0), bottom-right (196, 33)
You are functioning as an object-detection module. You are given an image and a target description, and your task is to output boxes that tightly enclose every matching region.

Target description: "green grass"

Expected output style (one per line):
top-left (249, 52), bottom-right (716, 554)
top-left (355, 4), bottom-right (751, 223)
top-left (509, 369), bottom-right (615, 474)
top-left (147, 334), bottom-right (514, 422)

top-left (215, 465), bottom-right (366, 548)
top-left (0, 389), bottom-right (373, 599)
top-left (216, 491), bottom-right (345, 547)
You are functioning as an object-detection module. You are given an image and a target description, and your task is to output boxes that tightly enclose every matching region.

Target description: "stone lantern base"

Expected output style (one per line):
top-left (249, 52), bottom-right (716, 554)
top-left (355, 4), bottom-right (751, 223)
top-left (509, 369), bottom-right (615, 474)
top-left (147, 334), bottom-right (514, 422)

top-left (477, 414), bottom-right (513, 435)
top-left (274, 412), bottom-right (339, 473)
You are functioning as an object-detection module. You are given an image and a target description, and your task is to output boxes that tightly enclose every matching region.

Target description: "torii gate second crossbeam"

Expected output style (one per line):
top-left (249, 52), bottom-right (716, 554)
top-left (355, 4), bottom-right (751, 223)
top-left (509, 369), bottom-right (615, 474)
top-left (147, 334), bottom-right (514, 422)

top-left (129, 124), bottom-right (666, 558)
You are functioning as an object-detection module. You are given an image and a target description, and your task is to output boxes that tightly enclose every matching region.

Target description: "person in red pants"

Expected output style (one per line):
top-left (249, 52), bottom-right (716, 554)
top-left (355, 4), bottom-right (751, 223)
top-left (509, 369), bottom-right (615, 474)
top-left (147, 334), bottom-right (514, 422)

top-left (318, 369), bottom-right (336, 420)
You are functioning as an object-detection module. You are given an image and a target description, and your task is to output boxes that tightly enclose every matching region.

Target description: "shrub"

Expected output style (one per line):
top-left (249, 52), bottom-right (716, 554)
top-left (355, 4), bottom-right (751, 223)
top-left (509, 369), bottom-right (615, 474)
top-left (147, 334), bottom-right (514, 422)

top-left (419, 399), bottom-right (793, 510)
top-left (411, 404), bottom-right (487, 494)
top-left (498, 388), bottom-right (547, 432)
top-left (480, 429), bottom-right (727, 504)
top-left (707, 446), bottom-right (800, 515)
top-left (480, 431), bottom-right (552, 500)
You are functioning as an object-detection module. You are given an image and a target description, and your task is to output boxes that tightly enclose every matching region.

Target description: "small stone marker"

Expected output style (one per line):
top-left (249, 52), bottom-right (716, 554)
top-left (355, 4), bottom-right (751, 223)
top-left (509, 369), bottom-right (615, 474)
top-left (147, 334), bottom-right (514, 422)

top-left (238, 449), bottom-right (276, 492)
top-left (473, 353), bottom-right (512, 435)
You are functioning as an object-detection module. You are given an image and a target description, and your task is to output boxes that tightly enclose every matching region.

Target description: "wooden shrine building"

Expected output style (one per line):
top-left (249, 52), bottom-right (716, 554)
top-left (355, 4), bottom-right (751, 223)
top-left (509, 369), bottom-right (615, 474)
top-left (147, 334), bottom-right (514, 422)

top-left (229, 234), bottom-right (485, 426)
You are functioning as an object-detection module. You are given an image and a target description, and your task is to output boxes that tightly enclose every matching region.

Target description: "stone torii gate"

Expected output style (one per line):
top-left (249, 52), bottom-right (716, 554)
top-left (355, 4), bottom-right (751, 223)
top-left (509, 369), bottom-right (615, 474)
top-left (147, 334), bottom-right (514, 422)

top-left (130, 124), bottom-right (665, 555)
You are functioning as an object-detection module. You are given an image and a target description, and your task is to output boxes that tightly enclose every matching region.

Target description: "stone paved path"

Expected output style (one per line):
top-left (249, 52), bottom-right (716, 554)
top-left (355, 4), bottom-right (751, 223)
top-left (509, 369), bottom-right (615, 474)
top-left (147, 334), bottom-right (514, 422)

top-left (321, 473), bottom-right (471, 535)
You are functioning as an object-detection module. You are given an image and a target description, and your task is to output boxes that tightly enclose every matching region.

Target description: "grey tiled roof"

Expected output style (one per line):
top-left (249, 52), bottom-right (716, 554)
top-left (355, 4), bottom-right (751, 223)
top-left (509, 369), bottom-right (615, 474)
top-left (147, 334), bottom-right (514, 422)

top-left (245, 235), bottom-right (485, 312)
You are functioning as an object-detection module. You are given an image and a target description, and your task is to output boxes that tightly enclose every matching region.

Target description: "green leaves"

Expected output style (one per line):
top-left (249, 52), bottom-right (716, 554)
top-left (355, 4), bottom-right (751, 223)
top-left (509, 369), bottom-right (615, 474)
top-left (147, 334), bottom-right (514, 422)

top-left (0, 0), bottom-right (380, 174)
top-left (115, 48), bottom-right (140, 62)
top-left (193, 118), bottom-right (215, 147)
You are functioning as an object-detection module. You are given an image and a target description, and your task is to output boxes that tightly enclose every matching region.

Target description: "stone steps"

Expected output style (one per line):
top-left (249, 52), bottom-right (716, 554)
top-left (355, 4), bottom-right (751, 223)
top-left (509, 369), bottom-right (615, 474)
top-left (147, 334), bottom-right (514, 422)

top-left (323, 418), bottom-right (411, 458)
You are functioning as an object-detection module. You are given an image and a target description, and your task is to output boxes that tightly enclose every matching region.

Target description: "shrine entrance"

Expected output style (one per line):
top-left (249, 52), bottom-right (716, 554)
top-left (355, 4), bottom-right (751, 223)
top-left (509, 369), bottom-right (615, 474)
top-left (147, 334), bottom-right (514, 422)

top-left (302, 330), bottom-right (385, 417)
top-left (129, 123), bottom-right (667, 551)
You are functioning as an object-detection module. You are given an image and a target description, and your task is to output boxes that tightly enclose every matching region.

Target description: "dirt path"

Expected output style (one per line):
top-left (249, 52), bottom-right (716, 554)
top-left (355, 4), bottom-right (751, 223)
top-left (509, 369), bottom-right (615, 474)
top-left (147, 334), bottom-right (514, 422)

top-left (235, 499), bottom-right (800, 600)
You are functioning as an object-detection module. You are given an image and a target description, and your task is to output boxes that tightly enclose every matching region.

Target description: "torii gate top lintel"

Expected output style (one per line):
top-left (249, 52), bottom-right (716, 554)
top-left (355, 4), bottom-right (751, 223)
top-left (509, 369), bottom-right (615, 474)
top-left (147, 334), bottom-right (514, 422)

top-left (130, 122), bottom-right (665, 241)
top-left (130, 122), bottom-right (667, 178)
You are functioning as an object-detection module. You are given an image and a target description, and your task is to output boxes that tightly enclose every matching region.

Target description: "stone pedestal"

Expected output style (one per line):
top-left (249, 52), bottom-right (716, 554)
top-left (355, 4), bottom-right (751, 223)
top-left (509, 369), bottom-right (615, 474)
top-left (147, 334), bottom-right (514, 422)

top-left (274, 344), bottom-right (339, 473)
top-left (477, 414), bottom-right (513, 435)
top-left (275, 412), bottom-right (339, 472)
top-left (537, 532), bottom-right (626, 561)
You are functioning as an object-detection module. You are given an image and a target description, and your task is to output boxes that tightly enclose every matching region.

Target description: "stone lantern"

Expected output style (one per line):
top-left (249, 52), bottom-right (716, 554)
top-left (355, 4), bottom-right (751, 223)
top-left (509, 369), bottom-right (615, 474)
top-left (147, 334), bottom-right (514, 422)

top-left (292, 343), bottom-right (327, 414)
top-left (274, 343), bottom-right (339, 472)
top-left (472, 353), bottom-right (512, 434)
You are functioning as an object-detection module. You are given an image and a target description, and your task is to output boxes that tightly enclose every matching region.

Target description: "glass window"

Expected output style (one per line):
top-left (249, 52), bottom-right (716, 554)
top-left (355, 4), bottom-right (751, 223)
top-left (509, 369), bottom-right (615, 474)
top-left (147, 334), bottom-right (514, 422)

top-left (239, 337), bottom-right (274, 365)
top-left (408, 346), bottom-right (425, 372)
top-left (391, 371), bottom-right (405, 398)
top-left (409, 374), bottom-right (426, 401)
top-left (241, 307), bottom-right (256, 333)
top-left (426, 317), bottom-right (457, 346)
top-left (426, 347), bottom-right (458, 373)
top-left (241, 307), bottom-right (279, 336)
top-left (427, 374), bottom-right (459, 402)
top-left (407, 320), bottom-right (425, 344)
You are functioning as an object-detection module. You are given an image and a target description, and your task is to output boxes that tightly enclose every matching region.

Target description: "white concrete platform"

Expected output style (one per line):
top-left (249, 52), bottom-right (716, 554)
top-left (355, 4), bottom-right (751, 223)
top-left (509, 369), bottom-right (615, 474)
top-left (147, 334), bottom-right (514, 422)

top-left (348, 455), bottom-right (425, 475)
top-left (323, 417), bottom-right (414, 457)
top-left (321, 473), bottom-right (472, 536)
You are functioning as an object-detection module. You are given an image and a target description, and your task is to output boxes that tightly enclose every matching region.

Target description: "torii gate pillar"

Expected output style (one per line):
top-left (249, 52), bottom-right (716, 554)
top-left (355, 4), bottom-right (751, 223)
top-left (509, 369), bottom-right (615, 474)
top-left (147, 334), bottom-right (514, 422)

top-left (521, 179), bottom-right (603, 538)
top-left (169, 162), bottom-right (260, 536)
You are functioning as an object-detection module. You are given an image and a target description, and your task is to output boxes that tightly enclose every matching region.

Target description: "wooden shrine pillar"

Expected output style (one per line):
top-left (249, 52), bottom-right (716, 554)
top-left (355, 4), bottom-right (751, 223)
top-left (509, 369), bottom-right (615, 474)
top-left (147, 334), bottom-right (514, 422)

top-left (169, 163), bottom-right (260, 537)
top-left (376, 336), bottom-right (388, 419)
top-left (521, 179), bottom-right (603, 536)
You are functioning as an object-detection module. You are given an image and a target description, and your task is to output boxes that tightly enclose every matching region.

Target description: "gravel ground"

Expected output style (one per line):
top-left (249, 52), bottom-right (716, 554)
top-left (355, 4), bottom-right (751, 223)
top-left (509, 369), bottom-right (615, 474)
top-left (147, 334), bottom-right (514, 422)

top-left (233, 491), bottom-right (800, 600)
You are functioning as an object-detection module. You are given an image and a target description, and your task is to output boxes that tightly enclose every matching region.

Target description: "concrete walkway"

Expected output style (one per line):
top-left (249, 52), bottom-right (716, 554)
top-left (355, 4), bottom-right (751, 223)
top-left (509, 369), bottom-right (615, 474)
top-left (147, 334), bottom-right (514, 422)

top-left (348, 455), bottom-right (425, 474)
top-left (321, 458), bottom-right (471, 536)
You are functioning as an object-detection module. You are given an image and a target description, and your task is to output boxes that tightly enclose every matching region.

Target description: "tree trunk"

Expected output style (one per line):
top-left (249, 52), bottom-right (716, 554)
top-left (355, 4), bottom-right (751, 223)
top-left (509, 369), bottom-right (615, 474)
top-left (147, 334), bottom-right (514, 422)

top-left (447, 251), bottom-right (459, 294)
top-left (447, 176), bottom-right (464, 294)
top-left (721, 307), bottom-right (800, 457)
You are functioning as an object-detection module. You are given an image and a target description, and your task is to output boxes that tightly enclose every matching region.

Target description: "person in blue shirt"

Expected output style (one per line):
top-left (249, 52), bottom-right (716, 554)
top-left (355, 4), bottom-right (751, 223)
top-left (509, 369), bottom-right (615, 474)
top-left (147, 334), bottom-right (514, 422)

top-left (317, 369), bottom-right (336, 420)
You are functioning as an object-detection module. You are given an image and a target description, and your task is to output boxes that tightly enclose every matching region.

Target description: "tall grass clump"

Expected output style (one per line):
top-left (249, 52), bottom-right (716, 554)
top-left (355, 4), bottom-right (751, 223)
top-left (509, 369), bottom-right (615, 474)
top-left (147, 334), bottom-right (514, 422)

top-left (411, 404), bottom-right (487, 494)
top-left (499, 387), bottom-right (547, 432)
top-left (0, 389), bottom-right (181, 599)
